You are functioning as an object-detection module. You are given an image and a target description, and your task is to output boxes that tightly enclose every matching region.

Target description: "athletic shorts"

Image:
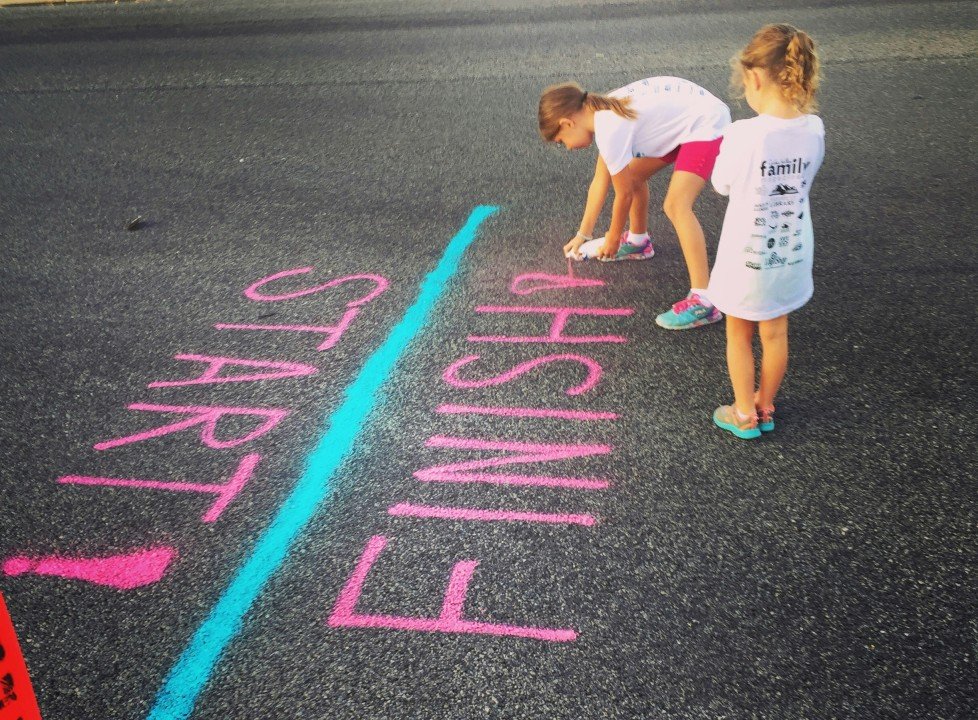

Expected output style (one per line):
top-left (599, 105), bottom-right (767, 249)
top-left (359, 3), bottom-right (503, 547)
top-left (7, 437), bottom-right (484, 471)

top-left (658, 137), bottom-right (723, 181)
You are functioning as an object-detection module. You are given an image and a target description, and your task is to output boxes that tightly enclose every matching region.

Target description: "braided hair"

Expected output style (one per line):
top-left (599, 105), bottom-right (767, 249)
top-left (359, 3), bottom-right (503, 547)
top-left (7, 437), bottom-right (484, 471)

top-left (733, 24), bottom-right (821, 113)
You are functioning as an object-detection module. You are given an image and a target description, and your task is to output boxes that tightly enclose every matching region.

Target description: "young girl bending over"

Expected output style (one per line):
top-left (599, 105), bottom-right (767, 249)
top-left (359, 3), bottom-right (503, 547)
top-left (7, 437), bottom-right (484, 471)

top-left (708, 24), bottom-right (824, 439)
top-left (539, 77), bottom-right (731, 331)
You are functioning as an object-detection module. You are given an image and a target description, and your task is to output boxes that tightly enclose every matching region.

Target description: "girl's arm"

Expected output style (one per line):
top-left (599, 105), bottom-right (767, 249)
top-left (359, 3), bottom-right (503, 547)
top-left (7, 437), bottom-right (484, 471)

top-left (564, 156), bottom-right (612, 258)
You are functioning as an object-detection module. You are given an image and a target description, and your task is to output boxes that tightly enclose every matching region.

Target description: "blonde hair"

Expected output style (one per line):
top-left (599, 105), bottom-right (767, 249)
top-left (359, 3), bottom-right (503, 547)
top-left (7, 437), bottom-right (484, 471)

top-left (732, 24), bottom-right (821, 113)
top-left (538, 82), bottom-right (637, 141)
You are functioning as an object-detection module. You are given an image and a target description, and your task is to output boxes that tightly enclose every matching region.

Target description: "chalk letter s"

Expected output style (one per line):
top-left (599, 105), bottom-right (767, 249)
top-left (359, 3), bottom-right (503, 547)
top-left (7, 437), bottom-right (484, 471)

top-left (442, 353), bottom-right (602, 396)
top-left (218, 270), bottom-right (390, 351)
top-left (244, 268), bottom-right (388, 305)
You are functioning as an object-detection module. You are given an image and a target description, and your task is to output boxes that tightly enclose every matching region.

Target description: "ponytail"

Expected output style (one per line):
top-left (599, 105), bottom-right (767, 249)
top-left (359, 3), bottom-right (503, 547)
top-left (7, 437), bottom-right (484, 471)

top-left (780, 31), bottom-right (820, 112)
top-left (538, 82), bottom-right (636, 141)
top-left (583, 91), bottom-right (637, 120)
top-left (734, 24), bottom-right (821, 113)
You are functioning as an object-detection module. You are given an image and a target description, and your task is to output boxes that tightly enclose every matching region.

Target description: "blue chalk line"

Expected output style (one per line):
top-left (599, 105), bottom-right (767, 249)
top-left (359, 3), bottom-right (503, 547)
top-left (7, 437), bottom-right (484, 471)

top-left (148, 205), bottom-right (499, 720)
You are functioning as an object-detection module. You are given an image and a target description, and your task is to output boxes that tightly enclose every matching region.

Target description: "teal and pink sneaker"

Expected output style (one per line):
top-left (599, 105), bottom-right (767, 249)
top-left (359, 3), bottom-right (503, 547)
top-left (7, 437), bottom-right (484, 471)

top-left (757, 405), bottom-right (775, 432)
top-left (604, 232), bottom-right (654, 262)
top-left (576, 232), bottom-right (654, 261)
top-left (713, 405), bottom-right (761, 440)
top-left (655, 292), bottom-right (723, 330)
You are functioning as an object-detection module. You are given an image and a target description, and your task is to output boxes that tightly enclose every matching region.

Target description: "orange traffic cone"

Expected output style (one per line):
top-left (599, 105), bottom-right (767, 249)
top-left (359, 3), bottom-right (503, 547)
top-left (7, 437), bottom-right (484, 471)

top-left (0, 592), bottom-right (42, 720)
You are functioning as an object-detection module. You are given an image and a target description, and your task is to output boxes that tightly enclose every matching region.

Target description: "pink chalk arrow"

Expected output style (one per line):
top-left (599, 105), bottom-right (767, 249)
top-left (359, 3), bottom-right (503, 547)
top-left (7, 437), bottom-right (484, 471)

top-left (3, 547), bottom-right (177, 590)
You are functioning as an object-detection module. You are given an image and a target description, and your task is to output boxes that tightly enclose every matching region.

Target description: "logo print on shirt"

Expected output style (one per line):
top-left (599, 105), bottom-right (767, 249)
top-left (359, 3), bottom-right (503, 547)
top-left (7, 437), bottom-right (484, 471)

top-left (767, 238), bottom-right (776, 249)
top-left (782, 211), bottom-right (795, 217)
top-left (770, 183), bottom-right (799, 196)
top-left (760, 158), bottom-right (805, 177)
top-left (766, 252), bottom-right (787, 267)
top-left (792, 243), bottom-right (803, 252)
top-left (746, 261), bottom-right (761, 270)
top-left (755, 218), bottom-right (766, 226)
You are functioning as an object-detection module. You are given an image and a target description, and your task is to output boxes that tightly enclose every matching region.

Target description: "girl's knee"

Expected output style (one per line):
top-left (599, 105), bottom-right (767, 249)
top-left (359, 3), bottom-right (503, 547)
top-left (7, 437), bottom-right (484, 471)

top-left (726, 315), bottom-right (755, 341)
top-left (759, 318), bottom-right (788, 344)
top-left (662, 194), bottom-right (691, 221)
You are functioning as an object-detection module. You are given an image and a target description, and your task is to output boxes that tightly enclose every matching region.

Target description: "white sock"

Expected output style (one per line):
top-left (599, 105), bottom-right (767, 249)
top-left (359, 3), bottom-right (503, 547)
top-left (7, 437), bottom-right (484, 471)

top-left (626, 231), bottom-right (649, 246)
top-left (690, 288), bottom-right (713, 306)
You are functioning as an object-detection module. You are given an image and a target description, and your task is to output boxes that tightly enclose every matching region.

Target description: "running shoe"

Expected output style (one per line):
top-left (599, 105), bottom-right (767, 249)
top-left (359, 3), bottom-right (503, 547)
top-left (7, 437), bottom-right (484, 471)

top-left (713, 405), bottom-right (761, 440)
top-left (604, 233), bottom-right (654, 262)
top-left (655, 292), bottom-right (722, 330)
top-left (757, 405), bottom-right (775, 432)
top-left (574, 233), bottom-right (654, 261)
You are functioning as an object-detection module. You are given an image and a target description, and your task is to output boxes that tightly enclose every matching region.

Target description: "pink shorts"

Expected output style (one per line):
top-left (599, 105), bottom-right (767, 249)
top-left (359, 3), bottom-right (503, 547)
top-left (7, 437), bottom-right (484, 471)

top-left (658, 137), bottom-right (723, 181)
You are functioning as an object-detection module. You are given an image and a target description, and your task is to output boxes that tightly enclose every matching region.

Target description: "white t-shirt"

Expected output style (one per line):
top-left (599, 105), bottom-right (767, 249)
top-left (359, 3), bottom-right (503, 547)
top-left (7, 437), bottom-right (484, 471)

top-left (593, 76), bottom-right (731, 176)
top-left (707, 114), bottom-right (825, 321)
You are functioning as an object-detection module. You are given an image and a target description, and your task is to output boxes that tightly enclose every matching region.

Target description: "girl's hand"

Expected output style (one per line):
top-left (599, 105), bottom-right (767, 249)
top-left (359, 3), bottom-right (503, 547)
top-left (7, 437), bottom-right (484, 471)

top-left (563, 234), bottom-right (586, 260)
top-left (595, 234), bottom-right (620, 260)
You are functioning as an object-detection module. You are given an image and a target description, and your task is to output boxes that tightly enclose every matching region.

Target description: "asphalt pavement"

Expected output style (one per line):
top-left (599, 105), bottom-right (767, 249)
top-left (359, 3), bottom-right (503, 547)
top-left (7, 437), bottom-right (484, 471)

top-left (0, 1), bottom-right (976, 718)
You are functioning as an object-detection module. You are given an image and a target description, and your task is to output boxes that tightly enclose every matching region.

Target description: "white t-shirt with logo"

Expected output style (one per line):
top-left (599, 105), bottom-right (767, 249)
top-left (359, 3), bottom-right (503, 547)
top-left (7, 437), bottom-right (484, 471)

top-left (707, 114), bottom-right (825, 321)
top-left (593, 76), bottom-right (731, 176)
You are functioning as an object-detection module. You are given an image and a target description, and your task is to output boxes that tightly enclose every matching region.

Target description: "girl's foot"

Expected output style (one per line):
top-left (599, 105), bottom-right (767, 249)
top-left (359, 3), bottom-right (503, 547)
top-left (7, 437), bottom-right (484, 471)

top-left (655, 292), bottom-right (723, 330)
top-left (573, 233), bottom-right (654, 261)
top-left (713, 405), bottom-right (761, 439)
top-left (753, 392), bottom-right (775, 432)
top-left (605, 231), bottom-right (654, 261)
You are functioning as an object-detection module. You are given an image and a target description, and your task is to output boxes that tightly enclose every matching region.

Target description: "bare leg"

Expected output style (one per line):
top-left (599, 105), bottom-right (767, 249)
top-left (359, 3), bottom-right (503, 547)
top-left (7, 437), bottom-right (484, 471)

top-left (626, 157), bottom-right (669, 237)
top-left (726, 315), bottom-right (757, 416)
top-left (757, 315), bottom-right (789, 409)
top-left (629, 180), bottom-right (650, 235)
top-left (663, 170), bottom-right (709, 289)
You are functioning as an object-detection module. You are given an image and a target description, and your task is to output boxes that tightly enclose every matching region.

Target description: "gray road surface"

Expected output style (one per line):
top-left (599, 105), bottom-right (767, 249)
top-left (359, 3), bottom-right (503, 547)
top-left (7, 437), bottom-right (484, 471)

top-left (1, 1), bottom-right (976, 718)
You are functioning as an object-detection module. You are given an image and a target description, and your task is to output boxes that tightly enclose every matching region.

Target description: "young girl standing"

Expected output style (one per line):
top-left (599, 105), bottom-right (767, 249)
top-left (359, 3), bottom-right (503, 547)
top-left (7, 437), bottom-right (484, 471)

top-left (708, 24), bottom-right (824, 439)
top-left (539, 77), bottom-right (731, 330)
